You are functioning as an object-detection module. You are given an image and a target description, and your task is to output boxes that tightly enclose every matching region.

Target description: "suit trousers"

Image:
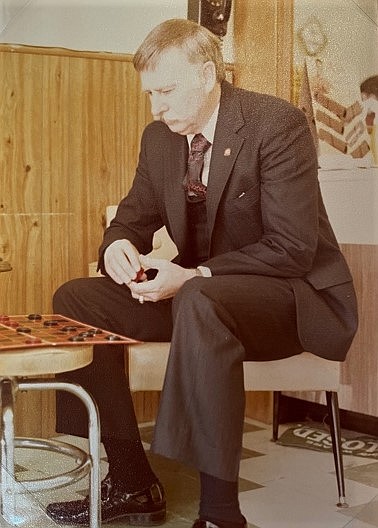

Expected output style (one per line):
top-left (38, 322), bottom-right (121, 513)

top-left (54, 274), bottom-right (302, 481)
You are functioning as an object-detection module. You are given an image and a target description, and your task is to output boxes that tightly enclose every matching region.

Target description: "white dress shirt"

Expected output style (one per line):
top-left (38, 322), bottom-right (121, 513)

top-left (187, 104), bottom-right (220, 186)
top-left (186, 105), bottom-right (220, 277)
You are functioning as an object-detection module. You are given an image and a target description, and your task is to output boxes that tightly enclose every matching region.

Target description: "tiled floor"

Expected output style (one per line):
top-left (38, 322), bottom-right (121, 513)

top-left (2, 419), bottom-right (378, 527)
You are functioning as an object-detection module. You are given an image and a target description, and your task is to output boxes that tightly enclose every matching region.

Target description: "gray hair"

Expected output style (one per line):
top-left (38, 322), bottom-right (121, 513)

top-left (133, 18), bottom-right (225, 83)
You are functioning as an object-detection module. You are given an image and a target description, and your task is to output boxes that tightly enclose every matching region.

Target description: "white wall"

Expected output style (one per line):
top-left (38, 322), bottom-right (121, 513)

top-left (294, 0), bottom-right (378, 85)
top-left (0, 0), bottom-right (188, 54)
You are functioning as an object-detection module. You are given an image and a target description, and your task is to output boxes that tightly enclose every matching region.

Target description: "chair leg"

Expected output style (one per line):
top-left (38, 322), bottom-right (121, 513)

top-left (272, 391), bottom-right (281, 442)
top-left (0, 378), bottom-right (17, 525)
top-left (326, 391), bottom-right (348, 508)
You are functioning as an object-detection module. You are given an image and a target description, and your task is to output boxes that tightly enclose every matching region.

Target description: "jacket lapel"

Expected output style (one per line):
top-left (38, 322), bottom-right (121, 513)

top-left (164, 133), bottom-right (189, 253)
top-left (206, 82), bottom-right (246, 241)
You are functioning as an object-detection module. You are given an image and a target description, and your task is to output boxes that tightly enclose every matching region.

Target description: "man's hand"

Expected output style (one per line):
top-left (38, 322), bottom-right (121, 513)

top-left (104, 239), bottom-right (146, 285)
top-left (128, 255), bottom-right (197, 302)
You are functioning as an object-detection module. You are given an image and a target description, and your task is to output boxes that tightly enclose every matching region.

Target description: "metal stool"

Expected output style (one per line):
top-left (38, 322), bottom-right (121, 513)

top-left (0, 345), bottom-right (101, 527)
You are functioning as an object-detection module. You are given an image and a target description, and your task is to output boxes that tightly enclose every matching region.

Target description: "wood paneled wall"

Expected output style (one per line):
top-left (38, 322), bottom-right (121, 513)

top-left (233, 0), bottom-right (294, 100)
top-left (1, 45), bottom-right (151, 309)
top-left (0, 45), bottom-right (153, 436)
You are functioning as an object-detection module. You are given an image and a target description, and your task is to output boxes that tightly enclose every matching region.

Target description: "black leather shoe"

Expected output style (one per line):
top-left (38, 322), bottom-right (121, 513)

top-left (46, 474), bottom-right (166, 526)
top-left (192, 519), bottom-right (247, 528)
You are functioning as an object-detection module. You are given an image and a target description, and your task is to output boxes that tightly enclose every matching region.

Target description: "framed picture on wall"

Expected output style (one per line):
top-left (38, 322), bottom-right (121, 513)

top-left (299, 58), bottom-right (373, 169)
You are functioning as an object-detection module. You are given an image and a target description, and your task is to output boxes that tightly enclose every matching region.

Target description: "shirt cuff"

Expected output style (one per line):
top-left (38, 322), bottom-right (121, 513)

top-left (196, 265), bottom-right (212, 277)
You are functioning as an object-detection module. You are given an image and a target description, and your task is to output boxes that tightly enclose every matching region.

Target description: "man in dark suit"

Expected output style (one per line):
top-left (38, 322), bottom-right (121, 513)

top-left (47, 18), bottom-right (358, 528)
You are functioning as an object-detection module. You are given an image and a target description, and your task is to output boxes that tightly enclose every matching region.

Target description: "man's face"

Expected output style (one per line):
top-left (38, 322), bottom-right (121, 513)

top-left (140, 47), bottom-right (214, 135)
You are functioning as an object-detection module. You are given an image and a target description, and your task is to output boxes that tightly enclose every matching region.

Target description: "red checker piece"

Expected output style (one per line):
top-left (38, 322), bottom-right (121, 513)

top-left (135, 268), bottom-right (145, 282)
top-left (25, 338), bottom-right (42, 344)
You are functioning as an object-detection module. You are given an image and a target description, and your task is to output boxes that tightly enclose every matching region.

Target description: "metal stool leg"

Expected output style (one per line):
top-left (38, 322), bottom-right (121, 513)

top-left (18, 380), bottom-right (101, 528)
top-left (0, 378), bottom-right (18, 524)
top-left (0, 378), bottom-right (102, 527)
top-left (326, 391), bottom-right (348, 508)
top-left (272, 390), bottom-right (281, 442)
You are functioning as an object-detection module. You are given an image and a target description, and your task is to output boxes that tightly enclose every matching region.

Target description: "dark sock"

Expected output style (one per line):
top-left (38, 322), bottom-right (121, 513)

top-left (103, 437), bottom-right (158, 493)
top-left (199, 472), bottom-right (245, 527)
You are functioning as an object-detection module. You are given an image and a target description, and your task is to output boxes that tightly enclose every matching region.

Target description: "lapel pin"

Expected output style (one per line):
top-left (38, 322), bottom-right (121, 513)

top-left (224, 148), bottom-right (231, 157)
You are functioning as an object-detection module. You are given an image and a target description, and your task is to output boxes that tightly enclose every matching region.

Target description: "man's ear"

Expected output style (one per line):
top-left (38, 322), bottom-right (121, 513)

top-left (202, 61), bottom-right (217, 92)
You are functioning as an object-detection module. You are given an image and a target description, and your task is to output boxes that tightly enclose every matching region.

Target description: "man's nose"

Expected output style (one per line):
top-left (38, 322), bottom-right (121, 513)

top-left (150, 94), bottom-right (168, 118)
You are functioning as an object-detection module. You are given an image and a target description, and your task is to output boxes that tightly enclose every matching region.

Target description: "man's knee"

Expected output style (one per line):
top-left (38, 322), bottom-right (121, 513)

top-left (172, 278), bottom-right (216, 324)
top-left (53, 278), bottom-right (91, 312)
top-left (173, 277), bottom-right (203, 308)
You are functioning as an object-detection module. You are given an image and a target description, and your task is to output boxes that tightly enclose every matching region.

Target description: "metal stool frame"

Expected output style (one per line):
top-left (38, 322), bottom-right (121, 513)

top-left (0, 377), bottom-right (101, 528)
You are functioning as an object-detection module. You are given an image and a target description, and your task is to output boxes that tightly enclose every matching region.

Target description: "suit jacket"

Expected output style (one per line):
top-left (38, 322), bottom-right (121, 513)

top-left (99, 81), bottom-right (358, 361)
